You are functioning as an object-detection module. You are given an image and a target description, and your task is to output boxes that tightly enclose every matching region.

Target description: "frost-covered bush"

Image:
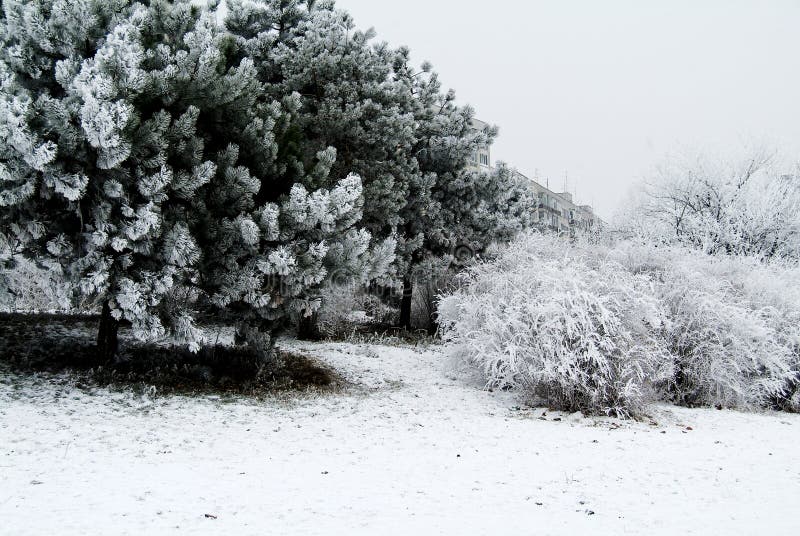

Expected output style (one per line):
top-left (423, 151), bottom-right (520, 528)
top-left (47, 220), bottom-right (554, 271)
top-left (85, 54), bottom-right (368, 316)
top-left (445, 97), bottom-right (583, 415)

top-left (438, 233), bottom-right (671, 417)
top-left (314, 284), bottom-right (369, 340)
top-left (659, 266), bottom-right (792, 408)
top-left (312, 283), bottom-right (399, 340)
top-left (0, 258), bottom-right (73, 313)
top-left (440, 233), bottom-right (800, 416)
top-left (609, 242), bottom-right (800, 410)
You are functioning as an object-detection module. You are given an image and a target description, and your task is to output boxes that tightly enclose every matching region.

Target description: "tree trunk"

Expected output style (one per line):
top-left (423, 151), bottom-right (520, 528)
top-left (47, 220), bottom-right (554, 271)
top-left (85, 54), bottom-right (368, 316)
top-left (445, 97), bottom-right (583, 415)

top-left (399, 277), bottom-right (413, 330)
top-left (97, 300), bottom-right (119, 362)
top-left (297, 310), bottom-right (323, 341)
top-left (426, 314), bottom-right (439, 337)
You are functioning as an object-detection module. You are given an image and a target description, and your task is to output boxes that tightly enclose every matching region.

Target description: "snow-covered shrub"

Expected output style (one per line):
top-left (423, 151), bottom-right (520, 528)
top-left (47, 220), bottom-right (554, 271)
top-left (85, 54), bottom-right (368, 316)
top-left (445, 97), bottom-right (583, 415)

top-left (361, 294), bottom-right (398, 326)
top-left (659, 265), bottom-right (792, 408)
top-left (315, 284), bottom-right (368, 339)
top-left (1, 258), bottom-right (73, 313)
top-left (609, 242), bottom-right (800, 410)
top-left (438, 233), bottom-right (671, 417)
top-left (441, 233), bottom-right (800, 415)
top-left (314, 284), bottom-right (399, 339)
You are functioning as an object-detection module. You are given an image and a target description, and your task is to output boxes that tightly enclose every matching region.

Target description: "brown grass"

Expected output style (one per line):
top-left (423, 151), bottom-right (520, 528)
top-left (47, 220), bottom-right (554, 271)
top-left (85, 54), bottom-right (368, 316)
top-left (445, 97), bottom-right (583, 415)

top-left (0, 313), bottom-right (341, 396)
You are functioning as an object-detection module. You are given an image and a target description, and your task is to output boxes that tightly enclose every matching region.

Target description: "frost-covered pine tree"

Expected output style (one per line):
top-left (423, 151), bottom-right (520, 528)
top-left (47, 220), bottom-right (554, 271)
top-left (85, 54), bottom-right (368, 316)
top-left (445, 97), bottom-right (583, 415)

top-left (225, 2), bottom-right (533, 330)
top-left (228, 1), bottom-right (412, 257)
top-left (0, 0), bottom-right (264, 357)
top-left (0, 0), bottom-right (374, 359)
top-left (225, 0), bottom-right (415, 336)
top-left (435, 163), bottom-right (538, 256)
top-left (392, 57), bottom-right (536, 328)
top-left (194, 140), bottom-right (371, 358)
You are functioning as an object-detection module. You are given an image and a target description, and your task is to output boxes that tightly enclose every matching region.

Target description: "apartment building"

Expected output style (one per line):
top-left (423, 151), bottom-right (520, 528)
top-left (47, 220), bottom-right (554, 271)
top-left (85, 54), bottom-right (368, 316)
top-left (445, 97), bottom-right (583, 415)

top-left (514, 171), bottom-right (601, 234)
top-left (467, 117), bottom-right (603, 234)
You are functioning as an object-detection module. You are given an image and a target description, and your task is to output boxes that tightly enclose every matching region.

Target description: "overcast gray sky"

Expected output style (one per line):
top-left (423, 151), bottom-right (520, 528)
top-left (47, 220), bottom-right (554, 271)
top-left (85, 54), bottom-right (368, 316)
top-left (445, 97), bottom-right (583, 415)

top-left (334, 0), bottom-right (800, 218)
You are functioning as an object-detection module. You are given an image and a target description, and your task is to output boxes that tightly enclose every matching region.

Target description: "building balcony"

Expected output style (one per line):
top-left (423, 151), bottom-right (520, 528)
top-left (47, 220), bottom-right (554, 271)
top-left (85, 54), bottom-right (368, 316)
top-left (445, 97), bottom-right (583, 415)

top-left (537, 203), bottom-right (561, 214)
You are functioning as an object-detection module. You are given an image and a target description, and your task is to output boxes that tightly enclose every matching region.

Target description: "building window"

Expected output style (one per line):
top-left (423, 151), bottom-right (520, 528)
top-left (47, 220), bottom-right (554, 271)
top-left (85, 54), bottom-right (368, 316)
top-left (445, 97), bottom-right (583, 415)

top-left (479, 153), bottom-right (489, 166)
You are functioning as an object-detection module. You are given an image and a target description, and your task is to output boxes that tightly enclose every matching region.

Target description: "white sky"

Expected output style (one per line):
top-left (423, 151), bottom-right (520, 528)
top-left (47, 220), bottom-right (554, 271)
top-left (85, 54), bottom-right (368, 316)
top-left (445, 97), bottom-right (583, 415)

top-left (334, 0), bottom-right (800, 218)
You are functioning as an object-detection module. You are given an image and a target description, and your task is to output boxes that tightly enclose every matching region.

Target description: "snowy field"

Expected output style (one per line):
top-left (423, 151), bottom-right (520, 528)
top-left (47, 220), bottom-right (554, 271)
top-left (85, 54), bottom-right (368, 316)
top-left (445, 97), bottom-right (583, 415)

top-left (1, 341), bottom-right (799, 536)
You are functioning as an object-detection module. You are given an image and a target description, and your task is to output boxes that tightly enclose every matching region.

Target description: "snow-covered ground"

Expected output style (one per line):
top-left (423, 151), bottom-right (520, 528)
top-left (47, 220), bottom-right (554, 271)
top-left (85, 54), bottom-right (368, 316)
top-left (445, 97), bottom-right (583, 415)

top-left (1, 341), bottom-right (798, 535)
